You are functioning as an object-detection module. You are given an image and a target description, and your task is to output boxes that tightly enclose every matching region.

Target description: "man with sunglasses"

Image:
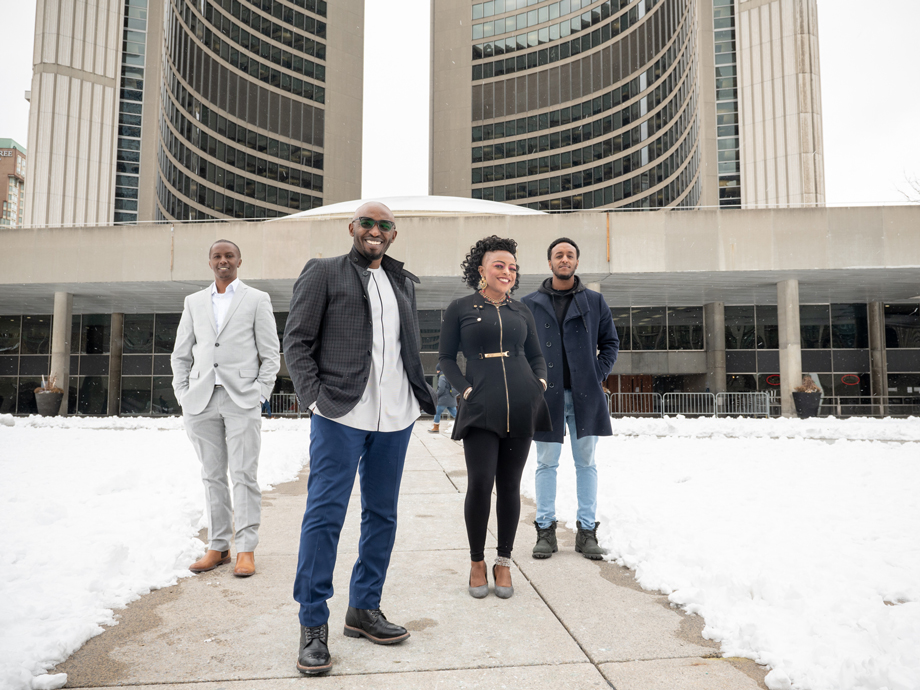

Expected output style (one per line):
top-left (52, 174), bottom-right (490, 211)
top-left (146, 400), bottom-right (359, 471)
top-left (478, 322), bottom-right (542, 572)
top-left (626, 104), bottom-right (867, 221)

top-left (284, 201), bottom-right (436, 676)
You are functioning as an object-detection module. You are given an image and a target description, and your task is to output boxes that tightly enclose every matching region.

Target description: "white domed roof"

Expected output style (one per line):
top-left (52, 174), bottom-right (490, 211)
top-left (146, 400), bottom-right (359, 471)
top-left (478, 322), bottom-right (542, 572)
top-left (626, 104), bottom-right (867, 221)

top-left (276, 195), bottom-right (546, 220)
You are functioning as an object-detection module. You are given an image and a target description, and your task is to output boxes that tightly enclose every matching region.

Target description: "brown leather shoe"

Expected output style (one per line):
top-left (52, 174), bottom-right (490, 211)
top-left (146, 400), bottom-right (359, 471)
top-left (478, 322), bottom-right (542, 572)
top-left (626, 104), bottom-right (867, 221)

top-left (189, 549), bottom-right (230, 573)
top-left (233, 551), bottom-right (256, 577)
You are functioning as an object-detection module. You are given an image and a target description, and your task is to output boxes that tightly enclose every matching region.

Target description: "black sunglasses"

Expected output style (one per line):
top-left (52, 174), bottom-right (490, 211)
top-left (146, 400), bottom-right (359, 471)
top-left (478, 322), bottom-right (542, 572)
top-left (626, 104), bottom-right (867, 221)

top-left (354, 217), bottom-right (396, 232)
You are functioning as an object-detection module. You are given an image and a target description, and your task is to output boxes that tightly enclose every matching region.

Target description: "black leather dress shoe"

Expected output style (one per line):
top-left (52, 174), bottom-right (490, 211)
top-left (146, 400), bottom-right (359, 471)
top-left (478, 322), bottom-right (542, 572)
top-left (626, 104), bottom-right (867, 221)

top-left (296, 623), bottom-right (332, 675)
top-left (343, 607), bottom-right (410, 645)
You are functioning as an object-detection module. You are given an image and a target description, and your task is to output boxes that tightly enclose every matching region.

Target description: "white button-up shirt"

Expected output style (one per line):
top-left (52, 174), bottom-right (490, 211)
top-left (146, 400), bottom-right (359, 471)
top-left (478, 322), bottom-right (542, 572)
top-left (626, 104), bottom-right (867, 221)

top-left (316, 267), bottom-right (420, 432)
top-left (210, 278), bottom-right (239, 386)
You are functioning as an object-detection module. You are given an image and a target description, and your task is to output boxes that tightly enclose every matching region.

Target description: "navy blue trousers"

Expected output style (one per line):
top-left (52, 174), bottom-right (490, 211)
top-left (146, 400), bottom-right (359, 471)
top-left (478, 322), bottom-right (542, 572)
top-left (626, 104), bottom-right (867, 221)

top-left (294, 414), bottom-right (413, 627)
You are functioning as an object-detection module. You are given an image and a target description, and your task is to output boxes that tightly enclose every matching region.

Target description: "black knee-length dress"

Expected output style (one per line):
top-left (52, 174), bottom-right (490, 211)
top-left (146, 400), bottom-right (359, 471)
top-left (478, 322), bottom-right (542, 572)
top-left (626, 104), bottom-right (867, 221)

top-left (438, 292), bottom-right (552, 440)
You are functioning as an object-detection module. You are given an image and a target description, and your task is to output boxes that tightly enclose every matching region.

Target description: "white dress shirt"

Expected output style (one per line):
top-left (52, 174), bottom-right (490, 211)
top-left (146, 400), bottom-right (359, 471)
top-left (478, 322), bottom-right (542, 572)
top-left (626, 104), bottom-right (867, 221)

top-left (211, 278), bottom-right (239, 387)
top-left (316, 266), bottom-right (420, 431)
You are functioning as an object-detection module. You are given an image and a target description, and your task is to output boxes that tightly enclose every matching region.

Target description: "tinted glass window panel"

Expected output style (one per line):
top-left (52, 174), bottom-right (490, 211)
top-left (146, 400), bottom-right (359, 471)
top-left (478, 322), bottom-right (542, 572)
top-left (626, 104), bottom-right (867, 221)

top-left (124, 314), bottom-right (155, 353)
top-left (20, 316), bottom-right (51, 355)
top-left (121, 377), bottom-right (152, 414)
top-left (726, 374), bottom-right (756, 392)
top-left (830, 303), bottom-right (868, 349)
top-left (800, 305), bottom-right (830, 349)
top-left (154, 314), bottom-right (182, 353)
top-left (631, 307), bottom-right (666, 350)
top-left (417, 310), bottom-right (442, 352)
top-left (0, 316), bottom-right (21, 355)
top-left (609, 308), bottom-right (630, 351)
top-left (886, 374), bottom-right (920, 404)
top-left (755, 305), bottom-right (778, 350)
top-left (153, 376), bottom-right (180, 414)
top-left (81, 314), bottom-right (111, 354)
top-left (884, 304), bottom-right (920, 348)
top-left (724, 306), bottom-right (754, 349)
top-left (666, 307), bottom-right (703, 350)
top-left (0, 377), bottom-right (16, 414)
top-left (77, 376), bottom-right (108, 414)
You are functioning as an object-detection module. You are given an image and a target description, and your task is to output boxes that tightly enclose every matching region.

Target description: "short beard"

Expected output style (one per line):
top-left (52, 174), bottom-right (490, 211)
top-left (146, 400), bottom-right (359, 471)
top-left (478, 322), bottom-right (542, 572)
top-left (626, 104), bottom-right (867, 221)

top-left (552, 267), bottom-right (576, 281)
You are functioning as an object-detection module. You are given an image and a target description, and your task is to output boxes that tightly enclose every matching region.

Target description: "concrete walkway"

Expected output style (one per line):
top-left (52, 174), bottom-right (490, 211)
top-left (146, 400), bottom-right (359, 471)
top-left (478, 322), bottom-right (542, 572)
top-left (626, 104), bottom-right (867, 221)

top-left (55, 426), bottom-right (768, 689)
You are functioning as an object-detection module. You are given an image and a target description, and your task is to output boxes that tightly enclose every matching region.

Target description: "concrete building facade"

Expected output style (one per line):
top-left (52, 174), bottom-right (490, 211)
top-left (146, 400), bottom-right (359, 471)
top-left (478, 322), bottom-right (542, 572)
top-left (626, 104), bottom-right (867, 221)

top-left (24, 0), bottom-right (364, 227)
top-left (0, 139), bottom-right (27, 228)
top-left (1, 203), bottom-right (918, 418)
top-left (430, 0), bottom-right (823, 211)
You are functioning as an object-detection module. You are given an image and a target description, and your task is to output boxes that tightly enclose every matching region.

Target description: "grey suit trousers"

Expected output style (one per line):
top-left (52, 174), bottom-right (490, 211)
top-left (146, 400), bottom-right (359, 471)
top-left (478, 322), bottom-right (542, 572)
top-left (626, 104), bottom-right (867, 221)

top-left (184, 387), bottom-right (262, 553)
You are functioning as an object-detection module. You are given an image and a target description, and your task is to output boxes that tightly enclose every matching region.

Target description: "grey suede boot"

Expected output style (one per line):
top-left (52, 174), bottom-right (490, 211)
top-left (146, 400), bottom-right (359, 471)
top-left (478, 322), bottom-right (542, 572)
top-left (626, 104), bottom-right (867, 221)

top-left (575, 521), bottom-right (604, 560)
top-left (532, 521), bottom-right (558, 559)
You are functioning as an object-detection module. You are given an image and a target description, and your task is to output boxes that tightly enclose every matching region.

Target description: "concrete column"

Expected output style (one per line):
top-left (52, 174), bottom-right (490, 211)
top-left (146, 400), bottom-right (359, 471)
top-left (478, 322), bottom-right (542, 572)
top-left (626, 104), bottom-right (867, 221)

top-left (50, 292), bottom-right (73, 415)
top-left (586, 281), bottom-right (601, 293)
top-left (777, 280), bottom-right (803, 417)
top-left (704, 302), bottom-right (726, 393)
top-left (107, 313), bottom-right (124, 416)
top-left (867, 302), bottom-right (888, 416)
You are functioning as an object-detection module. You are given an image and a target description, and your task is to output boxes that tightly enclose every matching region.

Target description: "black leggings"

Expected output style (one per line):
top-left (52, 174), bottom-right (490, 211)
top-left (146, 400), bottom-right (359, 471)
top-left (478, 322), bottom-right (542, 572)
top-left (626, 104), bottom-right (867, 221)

top-left (463, 427), bottom-right (533, 561)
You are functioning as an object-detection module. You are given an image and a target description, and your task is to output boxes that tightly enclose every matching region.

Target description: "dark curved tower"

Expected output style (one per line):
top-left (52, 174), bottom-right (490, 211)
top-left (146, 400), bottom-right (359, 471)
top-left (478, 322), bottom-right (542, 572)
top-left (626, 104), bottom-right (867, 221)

top-left (431, 0), bottom-right (701, 211)
top-left (153, 0), bottom-right (363, 221)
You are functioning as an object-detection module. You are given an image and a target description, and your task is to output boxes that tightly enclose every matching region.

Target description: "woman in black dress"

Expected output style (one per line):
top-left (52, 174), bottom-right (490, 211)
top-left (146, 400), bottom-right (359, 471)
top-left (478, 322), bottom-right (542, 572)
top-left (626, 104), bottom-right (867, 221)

top-left (439, 236), bottom-right (551, 599)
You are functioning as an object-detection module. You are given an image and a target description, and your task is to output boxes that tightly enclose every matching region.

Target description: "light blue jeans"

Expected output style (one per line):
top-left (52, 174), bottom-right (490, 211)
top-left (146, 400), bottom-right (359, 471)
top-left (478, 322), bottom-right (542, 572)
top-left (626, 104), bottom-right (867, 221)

top-left (434, 405), bottom-right (457, 424)
top-left (534, 389), bottom-right (598, 530)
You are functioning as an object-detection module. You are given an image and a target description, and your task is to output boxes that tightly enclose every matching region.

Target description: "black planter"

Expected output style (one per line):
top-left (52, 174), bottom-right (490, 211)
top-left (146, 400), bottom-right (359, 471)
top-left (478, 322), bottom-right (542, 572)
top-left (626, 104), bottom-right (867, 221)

top-left (35, 391), bottom-right (64, 417)
top-left (792, 391), bottom-right (821, 419)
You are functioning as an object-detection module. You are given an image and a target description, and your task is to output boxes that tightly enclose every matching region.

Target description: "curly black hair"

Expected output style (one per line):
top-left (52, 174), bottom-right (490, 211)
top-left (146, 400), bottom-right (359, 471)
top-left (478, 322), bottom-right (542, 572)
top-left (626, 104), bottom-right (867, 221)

top-left (460, 235), bottom-right (521, 293)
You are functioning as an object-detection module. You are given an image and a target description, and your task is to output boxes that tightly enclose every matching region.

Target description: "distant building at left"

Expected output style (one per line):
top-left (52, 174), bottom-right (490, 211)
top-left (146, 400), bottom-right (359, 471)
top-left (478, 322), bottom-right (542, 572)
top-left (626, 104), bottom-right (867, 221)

top-left (0, 139), bottom-right (27, 228)
top-left (24, 0), bottom-right (364, 226)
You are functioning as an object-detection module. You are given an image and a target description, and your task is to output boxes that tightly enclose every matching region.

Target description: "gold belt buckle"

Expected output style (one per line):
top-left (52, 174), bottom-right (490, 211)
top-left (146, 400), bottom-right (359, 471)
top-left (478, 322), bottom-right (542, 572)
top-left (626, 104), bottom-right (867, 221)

top-left (482, 351), bottom-right (509, 359)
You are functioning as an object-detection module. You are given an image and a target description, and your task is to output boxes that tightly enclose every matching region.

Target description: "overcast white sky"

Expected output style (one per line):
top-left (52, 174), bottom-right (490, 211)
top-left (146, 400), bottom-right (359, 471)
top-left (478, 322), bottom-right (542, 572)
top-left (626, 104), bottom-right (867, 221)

top-left (1, 0), bottom-right (917, 205)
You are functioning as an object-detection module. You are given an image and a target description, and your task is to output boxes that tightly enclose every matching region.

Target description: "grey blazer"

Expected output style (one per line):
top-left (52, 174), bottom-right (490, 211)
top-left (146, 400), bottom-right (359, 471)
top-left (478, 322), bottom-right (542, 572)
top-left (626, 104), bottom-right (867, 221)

top-left (171, 281), bottom-right (281, 415)
top-left (283, 247), bottom-right (436, 418)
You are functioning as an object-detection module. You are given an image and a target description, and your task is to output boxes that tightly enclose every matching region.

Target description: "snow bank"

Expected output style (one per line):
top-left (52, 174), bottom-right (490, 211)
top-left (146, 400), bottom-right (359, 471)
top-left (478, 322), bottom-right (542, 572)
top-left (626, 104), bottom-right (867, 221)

top-left (0, 417), bottom-right (310, 689)
top-left (522, 419), bottom-right (920, 690)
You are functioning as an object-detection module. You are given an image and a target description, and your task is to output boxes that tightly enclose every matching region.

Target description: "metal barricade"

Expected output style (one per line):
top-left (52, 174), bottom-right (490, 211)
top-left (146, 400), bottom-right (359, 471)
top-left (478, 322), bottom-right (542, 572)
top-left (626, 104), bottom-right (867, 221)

top-left (661, 392), bottom-right (716, 416)
top-left (608, 392), bottom-right (663, 417)
top-left (716, 392), bottom-right (770, 417)
top-left (270, 393), bottom-right (305, 418)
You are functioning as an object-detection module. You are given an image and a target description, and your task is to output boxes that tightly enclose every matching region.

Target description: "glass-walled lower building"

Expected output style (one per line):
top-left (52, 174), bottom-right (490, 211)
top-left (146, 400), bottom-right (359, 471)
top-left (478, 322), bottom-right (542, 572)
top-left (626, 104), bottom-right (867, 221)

top-left (2, 302), bottom-right (920, 416)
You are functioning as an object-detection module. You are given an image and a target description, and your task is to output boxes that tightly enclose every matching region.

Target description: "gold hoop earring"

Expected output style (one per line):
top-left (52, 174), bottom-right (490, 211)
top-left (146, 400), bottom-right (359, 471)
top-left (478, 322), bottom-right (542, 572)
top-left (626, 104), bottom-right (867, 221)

top-left (478, 276), bottom-right (487, 290)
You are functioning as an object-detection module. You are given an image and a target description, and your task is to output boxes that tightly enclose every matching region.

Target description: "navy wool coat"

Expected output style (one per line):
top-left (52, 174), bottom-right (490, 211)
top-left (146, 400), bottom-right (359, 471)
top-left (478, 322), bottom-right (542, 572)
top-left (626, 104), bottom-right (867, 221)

top-left (521, 287), bottom-right (619, 442)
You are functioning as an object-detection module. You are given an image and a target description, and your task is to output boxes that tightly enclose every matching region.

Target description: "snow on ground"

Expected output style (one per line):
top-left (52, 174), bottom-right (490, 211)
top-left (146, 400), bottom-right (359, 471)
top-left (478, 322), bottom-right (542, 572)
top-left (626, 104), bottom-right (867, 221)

top-left (521, 416), bottom-right (920, 690)
top-left (0, 415), bottom-right (310, 690)
top-left (2, 414), bottom-right (919, 690)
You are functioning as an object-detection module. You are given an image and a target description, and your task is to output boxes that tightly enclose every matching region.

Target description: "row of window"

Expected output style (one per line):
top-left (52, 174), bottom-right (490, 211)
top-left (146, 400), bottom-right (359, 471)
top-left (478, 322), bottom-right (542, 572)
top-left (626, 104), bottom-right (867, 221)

top-left (6, 303), bottom-right (911, 361)
top-left (473, 0), bottom-right (585, 20)
top-left (157, 147), bottom-right (319, 220)
top-left (473, 68), bottom-right (693, 185)
top-left (712, 0), bottom-right (740, 207)
top-left (164, 73), bottom-right (325, 168)
top-left (473, 32), bottom-right (685, 143)
top-left (245, 0), bottom-right (327, 19)
top-left (163, 103), bottom-right (323, 192)
top-left (113, 0), bottom-right (148, 224)
top-left (472, 0), bottom-right (678, 80)
top-left (189, 0), bottom-right (327, 47)
top-left (474, 54), bottom-right (690, 162)
top-left (195, 0), bottom-right (327, 73)
top-left (474, 133), bottom-right (699, 210)
top-left (471, 5), bottom-right (689, 123)
top-left (172, 7), bottom-right (327, 110)
top-left (473, 0), bottom-right (644, 47)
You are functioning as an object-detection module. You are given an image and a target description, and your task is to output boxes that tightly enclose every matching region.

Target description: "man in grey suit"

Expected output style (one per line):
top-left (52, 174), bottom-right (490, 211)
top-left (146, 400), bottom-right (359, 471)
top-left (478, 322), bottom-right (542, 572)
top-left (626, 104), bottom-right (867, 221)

top-left (171, 239), bottom-right (280, 578)
top-left (284, 201), bottom-right (436, 675)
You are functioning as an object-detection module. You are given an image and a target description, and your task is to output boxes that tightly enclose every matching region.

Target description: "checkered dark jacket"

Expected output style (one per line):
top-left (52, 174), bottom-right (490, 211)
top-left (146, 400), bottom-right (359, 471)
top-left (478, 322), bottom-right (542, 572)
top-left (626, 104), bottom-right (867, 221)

top-left (283, 247), bottom-right (436, 418)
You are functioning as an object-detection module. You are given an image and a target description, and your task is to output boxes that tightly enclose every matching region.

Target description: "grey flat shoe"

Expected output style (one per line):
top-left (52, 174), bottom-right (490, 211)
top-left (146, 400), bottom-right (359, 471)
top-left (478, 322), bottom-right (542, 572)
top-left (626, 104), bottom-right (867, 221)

top-left (469, 566), bottom-right (489, 598)
top-left (492, 558), bottom-right (514, 599)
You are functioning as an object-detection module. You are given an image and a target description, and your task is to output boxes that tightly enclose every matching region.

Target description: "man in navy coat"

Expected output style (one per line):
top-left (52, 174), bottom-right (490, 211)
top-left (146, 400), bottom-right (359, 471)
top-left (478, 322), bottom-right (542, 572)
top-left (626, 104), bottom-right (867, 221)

top-left (522, 238), bottom-right (619, 560)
